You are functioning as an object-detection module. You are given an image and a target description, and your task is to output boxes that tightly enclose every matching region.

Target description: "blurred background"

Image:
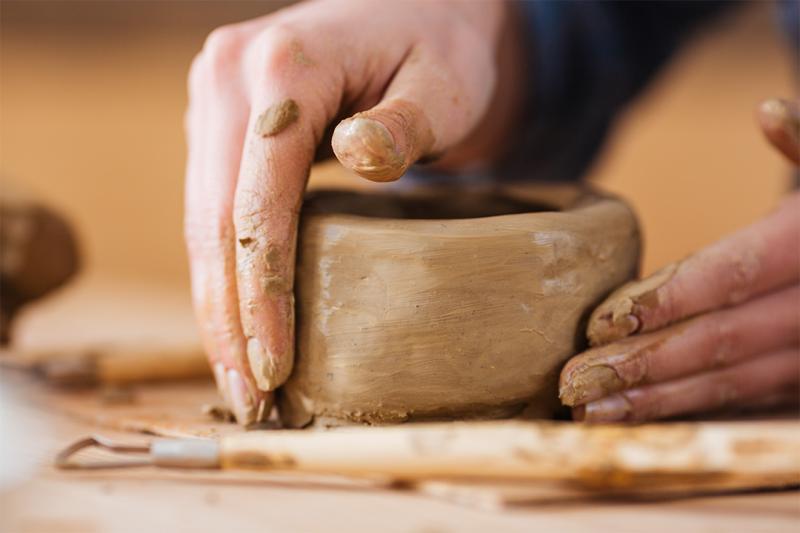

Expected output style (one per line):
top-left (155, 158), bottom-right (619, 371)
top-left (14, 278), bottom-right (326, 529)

top-left (0, 0), bottom-right (796, 348)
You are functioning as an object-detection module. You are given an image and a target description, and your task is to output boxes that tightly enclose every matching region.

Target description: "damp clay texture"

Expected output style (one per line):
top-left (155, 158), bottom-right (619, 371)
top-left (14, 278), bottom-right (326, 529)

top-left (279, 185), bottom-right (641, 428)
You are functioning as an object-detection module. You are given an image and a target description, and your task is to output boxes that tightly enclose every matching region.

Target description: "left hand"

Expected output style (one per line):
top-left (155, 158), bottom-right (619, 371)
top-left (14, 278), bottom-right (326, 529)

top-left (559, 99), bottom-right (800, 422)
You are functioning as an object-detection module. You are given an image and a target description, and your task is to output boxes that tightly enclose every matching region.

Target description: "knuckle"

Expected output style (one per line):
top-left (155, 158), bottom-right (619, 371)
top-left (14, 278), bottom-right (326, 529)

top-left (193, 24), bottom-right (246, 88)
top-left (204, 24), bottom-right (244, 63)
top-left (250, 24), bottom-right (300, 74)
top-left (710, 318), bottom-right (737, 367)
top-left (187, 51), bottom-right (207, 95)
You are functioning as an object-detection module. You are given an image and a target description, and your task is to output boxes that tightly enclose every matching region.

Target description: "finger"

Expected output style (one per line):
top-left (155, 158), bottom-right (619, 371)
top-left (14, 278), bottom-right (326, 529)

top-left (561, 286), bottom-right (800, 406)
top-left (332, 43), bottom-right (494, 182)
top-left (757, 98), bottom-right (800, 165)
top-left (185, 28), bottom-right (272, 425)
top-left (234, 33), bottom-right (337, 392)
top-left (587, 192), bottom-right (800, 345)
top-left (573, 349), bottom-right (800, 423)
top-left (734, 383), bottom-right (799, 413)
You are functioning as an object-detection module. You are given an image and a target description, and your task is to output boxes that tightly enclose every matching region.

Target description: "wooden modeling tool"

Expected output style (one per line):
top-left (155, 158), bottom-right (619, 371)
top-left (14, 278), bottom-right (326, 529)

top-left (1, 344), bottom-right (210, 387)
top-left (56, 420), bottom-right (800, 494)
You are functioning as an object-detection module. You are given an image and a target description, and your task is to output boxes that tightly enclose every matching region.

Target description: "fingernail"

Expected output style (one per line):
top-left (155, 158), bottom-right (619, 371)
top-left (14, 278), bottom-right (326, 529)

top-left (226, 368), bottom-right (256, 425)
top-left (247, 337), bottom-right (273, 391)
top-left (588, 263), bottom-right (679, 346)
top-left (583, 394), bottom-right (632, 423)
top-left (256, 396), bottom-right (270, 423)
top-left (588, 309), bottom-right (641, 346)
top-left (248, 335), bottom-right (293, 391)
top-left (212, 362), bottom-right (231, 404)
top-left (560, 365), bottom-right (625, 406)
top-left (759, 99), bottom-right (800, 146)
top-left (759, 99), bottom-right (796, 127)
top-left (332, 116), bottom-right (404, 180)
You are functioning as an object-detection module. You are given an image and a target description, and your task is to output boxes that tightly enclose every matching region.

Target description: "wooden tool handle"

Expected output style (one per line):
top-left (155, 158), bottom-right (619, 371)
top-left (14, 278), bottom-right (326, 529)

top-left (95, 345), bottom-right (210, 385)
top-left (219, 420), bottom-right (800, 490)
top-left (2, 344), bottom-right (210, 386)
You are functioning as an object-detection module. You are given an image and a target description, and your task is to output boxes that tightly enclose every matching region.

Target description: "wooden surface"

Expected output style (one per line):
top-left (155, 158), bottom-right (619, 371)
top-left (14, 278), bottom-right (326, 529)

top-left (2, 372), bottom-right (800, 533)
top-left (2, 277), bottom-right (799, 532)
top-left (1, 222), bottom-right (798, 532)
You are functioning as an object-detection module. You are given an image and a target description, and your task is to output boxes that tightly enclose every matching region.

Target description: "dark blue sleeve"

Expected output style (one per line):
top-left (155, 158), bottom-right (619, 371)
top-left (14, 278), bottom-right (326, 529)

top-left (499, 0), bottom-right (737, 182)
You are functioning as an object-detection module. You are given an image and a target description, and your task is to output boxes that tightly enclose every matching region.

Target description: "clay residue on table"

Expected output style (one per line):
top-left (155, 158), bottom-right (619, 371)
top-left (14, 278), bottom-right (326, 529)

top-left (278, 188), bottom-right (641, 428)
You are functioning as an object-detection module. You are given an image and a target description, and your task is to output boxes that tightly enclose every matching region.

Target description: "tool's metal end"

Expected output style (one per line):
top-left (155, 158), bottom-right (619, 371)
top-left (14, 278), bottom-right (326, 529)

top-left (55, 435), bottom-right (221, 470)
top-left (54, 435), bottom-right (151, 470)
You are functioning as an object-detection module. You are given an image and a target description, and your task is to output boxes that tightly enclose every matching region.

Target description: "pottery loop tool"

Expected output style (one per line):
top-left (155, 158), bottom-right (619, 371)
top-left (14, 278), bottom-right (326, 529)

top-left (55, 420), bottom-right (800, 492)
top-left (56, 435), bottom-right (219, 470)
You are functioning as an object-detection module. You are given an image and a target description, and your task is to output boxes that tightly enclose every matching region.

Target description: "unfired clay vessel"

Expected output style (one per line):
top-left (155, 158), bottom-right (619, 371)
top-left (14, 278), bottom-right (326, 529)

top-left (278, 185), bottom-right (640, 428)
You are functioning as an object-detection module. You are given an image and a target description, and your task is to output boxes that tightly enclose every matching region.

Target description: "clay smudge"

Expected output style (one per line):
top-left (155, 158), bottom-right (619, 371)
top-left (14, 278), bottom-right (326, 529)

top-left (561, 329), bottom-right (677, 406)
top-left (260, 274), bottom-right (290, 294)
top-left (290, 40), bottom-right (315, 67)
top-left (560, 365), bottom-right (624, 406)
top-left (202, 403), bottom-right (236, 423)
top-left (587, 262), bottom-right (679, 346)
top-left (264, 244), bottom-right (281, 270)
top-left (256, 99), bottom-right (299, 137)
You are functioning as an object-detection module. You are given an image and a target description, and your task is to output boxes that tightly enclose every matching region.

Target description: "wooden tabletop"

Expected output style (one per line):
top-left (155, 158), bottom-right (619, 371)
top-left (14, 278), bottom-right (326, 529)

top-left (3, 356), bottom-right (799, 532)
top-left (2, 380), bottom-right (798, 533)
top-left (3, 275), bottom-right (798, 533)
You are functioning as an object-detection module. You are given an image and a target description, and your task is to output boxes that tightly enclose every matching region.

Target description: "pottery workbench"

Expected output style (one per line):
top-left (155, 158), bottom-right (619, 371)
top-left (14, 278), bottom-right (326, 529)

top-left (1, 278), bottom-right (799, 533)
top-left (3, 378), bottom-right (800, 533)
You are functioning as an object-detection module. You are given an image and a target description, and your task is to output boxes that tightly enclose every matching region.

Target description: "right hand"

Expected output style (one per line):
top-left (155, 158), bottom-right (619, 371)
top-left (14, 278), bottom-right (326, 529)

top-left (184, 0), bottom-right (526, 424)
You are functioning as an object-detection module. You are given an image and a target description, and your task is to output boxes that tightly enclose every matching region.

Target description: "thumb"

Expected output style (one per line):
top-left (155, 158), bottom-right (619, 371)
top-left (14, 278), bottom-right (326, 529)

top-left (331, 47), bottom-right (493, 182)
top-left (757, 98), bottom-right (800, 166)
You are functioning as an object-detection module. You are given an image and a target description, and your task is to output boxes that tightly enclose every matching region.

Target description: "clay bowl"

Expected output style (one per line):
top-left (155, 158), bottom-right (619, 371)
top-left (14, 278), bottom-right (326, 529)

top-left (279, 185), bottom-right (640, 427)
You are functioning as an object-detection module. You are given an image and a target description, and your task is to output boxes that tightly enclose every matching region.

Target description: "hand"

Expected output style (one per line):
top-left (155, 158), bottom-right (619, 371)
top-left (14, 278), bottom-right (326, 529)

top-left (185, 0), bottom-right (525, 424)
top-left (559, 99), bottom-right (800, 422)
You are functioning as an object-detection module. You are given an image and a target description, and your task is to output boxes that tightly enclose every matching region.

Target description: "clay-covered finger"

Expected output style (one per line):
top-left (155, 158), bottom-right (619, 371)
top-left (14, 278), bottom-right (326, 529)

top-left (757, 98), bottom-right (800, 165)
top-left (587, 192), bottom-right (800, 345)
top-left (561, 286), bottom-right (800, 406)
top-left (573, 349), bottom-right (800, 423)
top-left (332, 42), bottom-right (495, 182)
top-left (233, 35), bottom-right (338, 392)
top-left (185, 29), bottom-right (272, 425)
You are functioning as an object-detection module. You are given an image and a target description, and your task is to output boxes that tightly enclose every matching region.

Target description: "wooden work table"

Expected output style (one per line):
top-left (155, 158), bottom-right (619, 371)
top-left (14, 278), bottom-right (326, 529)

top-left (2, 379), bottom-right (799, 533)
top-left (2, 277), bottom-right (799, 532)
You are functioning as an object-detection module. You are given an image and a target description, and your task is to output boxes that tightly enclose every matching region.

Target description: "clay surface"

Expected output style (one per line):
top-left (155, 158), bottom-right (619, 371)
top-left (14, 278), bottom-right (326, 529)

top-left (278, 185), bottom-right (640, 427)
